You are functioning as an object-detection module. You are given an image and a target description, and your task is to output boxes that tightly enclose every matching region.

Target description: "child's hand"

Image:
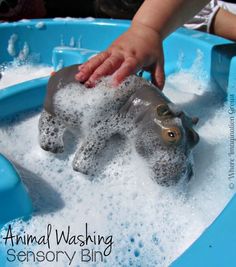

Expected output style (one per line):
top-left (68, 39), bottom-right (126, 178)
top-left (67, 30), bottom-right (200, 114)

top-left (75, 0), bottom-right (210, 89)
top-left (75, 22), bottom-right (165, 89)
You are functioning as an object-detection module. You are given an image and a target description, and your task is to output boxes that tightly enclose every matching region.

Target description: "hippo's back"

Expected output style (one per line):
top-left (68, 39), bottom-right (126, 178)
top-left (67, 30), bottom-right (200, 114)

top-left (45, 64), bottom-right (81, 115)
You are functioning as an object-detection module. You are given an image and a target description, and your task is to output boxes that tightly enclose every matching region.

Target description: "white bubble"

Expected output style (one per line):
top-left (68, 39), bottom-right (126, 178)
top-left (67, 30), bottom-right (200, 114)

top-left (35, 21), bottom-right (45, 29)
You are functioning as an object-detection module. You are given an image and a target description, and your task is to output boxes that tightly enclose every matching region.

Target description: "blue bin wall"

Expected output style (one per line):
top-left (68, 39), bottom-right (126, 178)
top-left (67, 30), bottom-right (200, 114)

top-left (0, 20), bottom-right (232, 83)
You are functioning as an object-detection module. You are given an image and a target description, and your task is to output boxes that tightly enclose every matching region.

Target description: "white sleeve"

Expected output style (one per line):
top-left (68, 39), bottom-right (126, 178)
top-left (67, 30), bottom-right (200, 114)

top-left (184, 0), bottom-right (220, 33)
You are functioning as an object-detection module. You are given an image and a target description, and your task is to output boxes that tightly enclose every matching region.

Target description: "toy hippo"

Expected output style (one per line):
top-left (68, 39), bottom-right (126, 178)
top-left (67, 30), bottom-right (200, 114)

top-left (38, 64), bottom-right (199, 186)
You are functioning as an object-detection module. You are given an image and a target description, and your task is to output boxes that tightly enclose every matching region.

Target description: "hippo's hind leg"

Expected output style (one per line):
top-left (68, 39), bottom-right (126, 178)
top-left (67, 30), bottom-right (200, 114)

top-left (39, 110), bottom-right (66, 153)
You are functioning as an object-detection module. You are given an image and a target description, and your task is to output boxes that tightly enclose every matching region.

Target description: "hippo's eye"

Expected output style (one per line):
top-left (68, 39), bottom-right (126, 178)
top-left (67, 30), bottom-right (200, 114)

top-left (161, 127), bottom-right (182, 145)
top-left (156, 104), bottom-right (172, 118)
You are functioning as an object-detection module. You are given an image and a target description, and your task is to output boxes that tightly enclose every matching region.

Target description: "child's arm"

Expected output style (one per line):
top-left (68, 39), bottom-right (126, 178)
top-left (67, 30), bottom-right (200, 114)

top-left (75, 0), bottom-right (209, 89)
top-left (211, 7), bottom-right (236, 41)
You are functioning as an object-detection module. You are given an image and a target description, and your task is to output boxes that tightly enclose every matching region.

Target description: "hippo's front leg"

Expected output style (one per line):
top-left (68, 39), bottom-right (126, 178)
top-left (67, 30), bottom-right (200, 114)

top-left (39, 110), bottom-right (66, 153)
top-left (73, 119), bottom-right (116, 174)
top-left (73, 135), bottom-right (108, 174)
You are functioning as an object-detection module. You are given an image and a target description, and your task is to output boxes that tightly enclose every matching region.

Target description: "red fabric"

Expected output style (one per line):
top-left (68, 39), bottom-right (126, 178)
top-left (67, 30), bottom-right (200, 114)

top-left (0, 0), bottom-right (46, 21)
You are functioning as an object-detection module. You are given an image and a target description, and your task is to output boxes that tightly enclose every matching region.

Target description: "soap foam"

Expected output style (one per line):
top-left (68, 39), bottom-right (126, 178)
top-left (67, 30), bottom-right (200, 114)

top-left (7, 34), bottom-right (18, 57)
top-left (53, 75), bottom-right (137, 130)
top-left (53, 17), bottom-right (95, 22)
top-left (0, 64), bottom-right (52, 90)
top-left (0, 62), bottom-right (234, 267)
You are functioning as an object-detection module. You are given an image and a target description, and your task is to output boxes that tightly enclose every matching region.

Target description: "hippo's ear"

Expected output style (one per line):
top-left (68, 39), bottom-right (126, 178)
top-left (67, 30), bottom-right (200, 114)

top-left (156, 104), bottom-right (173, 118)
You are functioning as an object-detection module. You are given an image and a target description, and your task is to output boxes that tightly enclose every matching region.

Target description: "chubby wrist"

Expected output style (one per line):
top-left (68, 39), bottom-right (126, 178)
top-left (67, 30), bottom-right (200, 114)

top-left (131, 20), bottom-right (163, 40)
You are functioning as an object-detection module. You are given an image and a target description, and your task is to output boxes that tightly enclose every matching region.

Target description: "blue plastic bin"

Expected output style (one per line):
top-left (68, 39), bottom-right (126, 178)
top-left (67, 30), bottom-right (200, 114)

top-left (0, 19), bottom-right (236, 266)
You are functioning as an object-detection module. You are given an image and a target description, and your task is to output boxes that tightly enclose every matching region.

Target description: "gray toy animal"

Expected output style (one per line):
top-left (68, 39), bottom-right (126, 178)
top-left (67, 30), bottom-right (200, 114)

top-left (39, 64), bottom-right (199, 186)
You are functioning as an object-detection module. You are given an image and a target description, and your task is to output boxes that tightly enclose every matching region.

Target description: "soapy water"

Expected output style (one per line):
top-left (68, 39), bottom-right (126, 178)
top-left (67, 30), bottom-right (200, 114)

top-left (0, 62), bottom-right (52, 90)
top-left (0, 61), bottom-right (235, 267)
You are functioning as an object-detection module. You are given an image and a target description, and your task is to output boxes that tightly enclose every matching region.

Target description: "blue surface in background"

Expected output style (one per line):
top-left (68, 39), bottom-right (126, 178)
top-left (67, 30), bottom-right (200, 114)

top-left (0, 19), bottom-right (236, 266)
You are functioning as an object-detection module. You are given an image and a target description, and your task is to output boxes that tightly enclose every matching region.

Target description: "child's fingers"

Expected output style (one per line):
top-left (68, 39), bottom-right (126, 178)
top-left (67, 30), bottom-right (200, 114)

top-left (84, 54), bottom-right (124, 87)
top-left (75, 51), bottom-right (110, 82)
top-left (112, 57), bottom-right (139, 85)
